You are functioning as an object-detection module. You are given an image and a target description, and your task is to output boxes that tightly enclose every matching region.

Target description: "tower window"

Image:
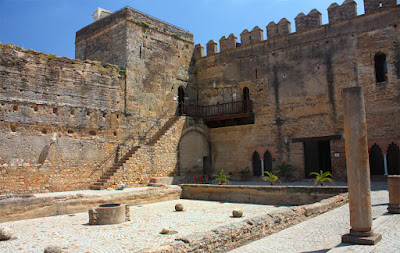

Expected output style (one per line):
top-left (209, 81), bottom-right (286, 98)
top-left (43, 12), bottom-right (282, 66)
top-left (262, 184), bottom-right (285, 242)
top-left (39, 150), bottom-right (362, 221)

top-left (374, 53), bottom-right (388, 83)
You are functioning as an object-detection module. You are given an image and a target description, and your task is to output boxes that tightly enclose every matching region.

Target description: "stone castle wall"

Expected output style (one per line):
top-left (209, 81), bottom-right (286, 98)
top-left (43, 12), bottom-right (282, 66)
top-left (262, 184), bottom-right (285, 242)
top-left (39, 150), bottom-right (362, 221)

top-left (0, 43), bottom-right (126, 194)
top-left (0, 6), bottom-right (196, 194)
top-left (193, 4), bottom-right (400, 179)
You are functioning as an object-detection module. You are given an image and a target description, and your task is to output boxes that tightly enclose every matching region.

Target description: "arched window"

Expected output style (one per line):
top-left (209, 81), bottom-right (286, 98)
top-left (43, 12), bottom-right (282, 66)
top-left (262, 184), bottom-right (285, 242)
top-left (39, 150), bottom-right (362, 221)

top-left (263, 150), bottom-right (272, 173)
top-left (387, 142), bottom-right (400, 175)
top-left (178, 86), bottom-right (185, 115)
top-left (252, 151), bottom-right (262, 176)
top-left (369, 144), bottom-right (385, 175)
top-left (243, 87), bottom-right (250, 101)
top-left (374, 53), bottom-right (388, 82)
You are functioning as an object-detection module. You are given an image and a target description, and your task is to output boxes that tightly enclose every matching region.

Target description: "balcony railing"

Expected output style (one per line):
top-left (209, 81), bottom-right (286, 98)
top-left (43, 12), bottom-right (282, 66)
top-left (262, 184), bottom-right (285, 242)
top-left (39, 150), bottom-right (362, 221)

top-left (182, 100), bottom-right (253, 119)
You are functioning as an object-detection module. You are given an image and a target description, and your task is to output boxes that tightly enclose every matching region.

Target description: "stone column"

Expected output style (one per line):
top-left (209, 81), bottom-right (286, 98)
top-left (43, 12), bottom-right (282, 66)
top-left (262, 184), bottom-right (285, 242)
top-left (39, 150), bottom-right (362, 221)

top-left (388, 175), bottom-right (400, 214)
top-left (341, 87), bottom-right (382, 245)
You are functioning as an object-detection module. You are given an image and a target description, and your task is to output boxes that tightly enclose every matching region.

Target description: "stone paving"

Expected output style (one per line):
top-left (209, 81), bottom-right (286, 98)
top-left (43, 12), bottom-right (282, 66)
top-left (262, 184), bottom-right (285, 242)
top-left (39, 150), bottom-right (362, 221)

top-left (1, 181), bottom-right (398, 253)
top-left (229, 184), bottom-right (400, 253)
top-left (0, 199), bottom-right (279, 252)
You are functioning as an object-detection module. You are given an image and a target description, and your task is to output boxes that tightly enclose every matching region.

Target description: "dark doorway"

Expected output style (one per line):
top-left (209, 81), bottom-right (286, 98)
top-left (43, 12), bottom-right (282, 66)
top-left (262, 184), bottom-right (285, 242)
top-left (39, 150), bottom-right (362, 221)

top-left (243, 87), bottom-right (250, 113)
top-left (178, 86), bottom-right (185, 115)
top-left (304, 140), bottom-right (332, 178)
top-left (243, 87), bottom-right (250, 101)
top-left (252, 151), bottom-right (262, 176)
top-left (387, 142), bottom-right (400, 175)
top-left (263, 150), bottom-right (273, 173)
top-left (369, 144), bottom-right (385, 175)
top-left (203, 156), bottom-right (211, 177)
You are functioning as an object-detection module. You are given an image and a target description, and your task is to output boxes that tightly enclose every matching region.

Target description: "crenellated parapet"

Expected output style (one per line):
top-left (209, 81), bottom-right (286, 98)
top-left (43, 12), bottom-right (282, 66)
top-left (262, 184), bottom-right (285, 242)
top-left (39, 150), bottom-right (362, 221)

top-left (266, 18), bottom-right (291, 39)
top-left (295, 9), bottom-right (322, 32)
top-left (199, 0), bottom-right (399, 58)
top-left (206, 40), bottom-right (218, 56)
top-left (194, 44), bottom-right (205, 59)
top-left (328, 0), bottom-right (357, 23)
top-left (220, 34), bottom-right (237, 52)
top-left (240, 26), bottom-right (264, 46)
top-left (364, 0), bottom-right (397, 14)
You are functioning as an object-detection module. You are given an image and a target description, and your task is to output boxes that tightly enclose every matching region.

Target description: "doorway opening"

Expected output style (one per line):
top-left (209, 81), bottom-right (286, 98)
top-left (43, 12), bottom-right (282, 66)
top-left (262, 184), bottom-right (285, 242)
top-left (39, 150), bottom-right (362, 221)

top-left (178, 86), bottom-right (185, 115)
top-left (303, 140), bottom-right (332, 178)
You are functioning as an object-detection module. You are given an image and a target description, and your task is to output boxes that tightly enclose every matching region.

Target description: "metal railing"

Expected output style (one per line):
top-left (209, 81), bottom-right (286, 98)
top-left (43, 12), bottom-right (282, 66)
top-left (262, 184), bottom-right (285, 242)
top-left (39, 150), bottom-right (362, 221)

top-left (182, 100), bottom-right (253, 119)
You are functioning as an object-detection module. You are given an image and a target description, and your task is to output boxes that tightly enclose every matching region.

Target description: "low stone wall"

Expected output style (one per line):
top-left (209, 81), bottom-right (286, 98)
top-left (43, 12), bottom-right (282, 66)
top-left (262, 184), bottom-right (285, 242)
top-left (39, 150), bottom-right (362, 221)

top-left (180, 184), bottom-right (348, 205)
top-left (146, 193), bottom-right (349, 253)
top-left (0, 185), bottom-right (181, 223)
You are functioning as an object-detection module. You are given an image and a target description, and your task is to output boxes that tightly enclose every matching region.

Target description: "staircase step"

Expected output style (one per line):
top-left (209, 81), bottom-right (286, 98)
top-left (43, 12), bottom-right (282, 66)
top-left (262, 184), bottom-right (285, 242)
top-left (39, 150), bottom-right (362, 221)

top-left (93, 182), bottom-right (104, 186)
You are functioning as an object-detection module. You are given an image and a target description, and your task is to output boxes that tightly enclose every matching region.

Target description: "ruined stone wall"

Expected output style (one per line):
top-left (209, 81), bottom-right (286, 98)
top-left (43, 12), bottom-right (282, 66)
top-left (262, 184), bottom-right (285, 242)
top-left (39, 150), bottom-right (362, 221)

top-left (194, 5), bottom-right (400, 179)
top-left (0, 43), bottom-right (126, 194)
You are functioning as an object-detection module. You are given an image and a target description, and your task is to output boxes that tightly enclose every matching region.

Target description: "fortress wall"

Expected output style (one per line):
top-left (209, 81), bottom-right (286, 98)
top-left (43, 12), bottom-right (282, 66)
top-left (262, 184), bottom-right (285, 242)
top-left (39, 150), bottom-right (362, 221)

top-left (0, 43), bottom-right (126, 194)
top-left (194, 6), bottom-right (400, 179)
top-left (203, 2), bottom-right (399, 56)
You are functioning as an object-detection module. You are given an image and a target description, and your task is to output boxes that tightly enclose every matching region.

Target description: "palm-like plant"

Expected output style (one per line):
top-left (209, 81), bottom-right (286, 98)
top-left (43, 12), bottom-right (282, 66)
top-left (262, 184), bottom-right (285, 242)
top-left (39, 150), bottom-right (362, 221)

top-left (275, 162), bottom-right (293, 179)
top-left (310, 170), bottom-right (334, 186)
top-left (212, 169), bottom-right (231, 185)
top-left (262, 171), bottom-right (281, 185)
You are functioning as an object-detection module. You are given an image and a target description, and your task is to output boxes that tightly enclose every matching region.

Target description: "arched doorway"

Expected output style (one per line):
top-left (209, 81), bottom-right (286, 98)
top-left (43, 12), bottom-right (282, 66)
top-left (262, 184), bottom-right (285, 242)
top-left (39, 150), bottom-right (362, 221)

top-left (252, 151), bottom-right (262, 176)
top-left (178, 86), bottom-right (185, 115)
top-left (263, 150), bottom-right (272, 173)
top-left (369, 144), bottom-right (385, 175)
top-left (387, 142), bottom-right (400, 175)
top-left (178, 130), bottom-right (210, 178)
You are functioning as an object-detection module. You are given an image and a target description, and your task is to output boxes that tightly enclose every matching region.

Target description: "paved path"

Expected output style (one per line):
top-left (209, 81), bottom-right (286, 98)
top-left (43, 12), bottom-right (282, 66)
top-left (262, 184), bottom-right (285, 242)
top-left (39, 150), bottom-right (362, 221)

top-left (229, 186), bottom-right (400, 253)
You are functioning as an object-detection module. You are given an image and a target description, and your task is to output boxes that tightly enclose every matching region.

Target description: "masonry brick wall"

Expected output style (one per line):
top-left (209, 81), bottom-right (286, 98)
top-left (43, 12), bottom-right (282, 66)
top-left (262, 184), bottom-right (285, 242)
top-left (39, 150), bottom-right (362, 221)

top-left (194, 6), bottom-right (400, 180)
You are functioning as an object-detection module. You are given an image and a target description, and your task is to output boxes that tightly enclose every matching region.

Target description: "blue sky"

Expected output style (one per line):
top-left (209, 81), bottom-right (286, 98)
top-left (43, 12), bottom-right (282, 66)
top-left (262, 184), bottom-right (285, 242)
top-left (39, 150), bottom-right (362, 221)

top-left (0, 0), bottom-right (369, 58)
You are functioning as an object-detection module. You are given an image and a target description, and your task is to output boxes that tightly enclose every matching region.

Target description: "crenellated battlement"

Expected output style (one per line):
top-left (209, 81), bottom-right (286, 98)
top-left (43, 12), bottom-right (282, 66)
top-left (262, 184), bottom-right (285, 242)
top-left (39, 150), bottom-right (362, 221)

top-left (220, 34), bottom-right (238, 52)
top-left (295, 9), bottom-right (322, 32)
top-left (266, 18), bottom-right (291, 39)
top-left (364, 0), bottom-right (397, 14)
top-left (328, 0), bottom-right (357, 23)
top-left (240, 26), bottom-right (263, 46)
top-left (201, 0), bottom-right (399, 58)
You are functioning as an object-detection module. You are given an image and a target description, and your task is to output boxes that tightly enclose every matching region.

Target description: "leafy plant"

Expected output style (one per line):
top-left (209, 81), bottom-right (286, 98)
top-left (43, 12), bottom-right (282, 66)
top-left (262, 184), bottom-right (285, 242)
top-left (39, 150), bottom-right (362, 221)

top-left (275, 162), bottom-right (293, 179)
top-left (310, 170), bottom-right (334, 186)
top-left (212, 169), bottom-right (230, 185)
top-left (133, 19), bottom-right (151, 28)
top-left (173, 33), bottom-right (181, 40)
top-left (262, 171), bottom-right (281, 185)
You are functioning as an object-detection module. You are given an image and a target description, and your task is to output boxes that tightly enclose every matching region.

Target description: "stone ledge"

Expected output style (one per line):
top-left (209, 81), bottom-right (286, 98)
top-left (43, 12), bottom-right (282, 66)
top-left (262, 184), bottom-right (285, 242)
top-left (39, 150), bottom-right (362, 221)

top-left (145, 193), bottom-right (348, 253)
top-left (0, 185), bottom-right (181, 223)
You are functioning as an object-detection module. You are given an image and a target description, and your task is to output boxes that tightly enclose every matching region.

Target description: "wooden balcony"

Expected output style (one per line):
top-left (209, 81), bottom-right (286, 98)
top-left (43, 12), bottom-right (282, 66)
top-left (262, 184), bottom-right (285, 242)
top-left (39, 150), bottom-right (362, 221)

top-left (182, 100), bottom-right (255, 128)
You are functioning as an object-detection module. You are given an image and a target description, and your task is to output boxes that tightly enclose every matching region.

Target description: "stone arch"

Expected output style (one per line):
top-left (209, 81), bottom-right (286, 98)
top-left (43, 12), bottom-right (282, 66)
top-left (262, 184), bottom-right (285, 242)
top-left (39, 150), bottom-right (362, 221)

top-left (369, 143), bottom-right (385, 175)
top-left (387, 142), bottom-right (400, 175)
top-left (252, 151), bottom-right (262, 176)
top-left (263, 150), bottom-right (273, 173)
top-left (178, 128), bottom-right (211, 178)
top-left (374, 53), bottom-right (387, 82)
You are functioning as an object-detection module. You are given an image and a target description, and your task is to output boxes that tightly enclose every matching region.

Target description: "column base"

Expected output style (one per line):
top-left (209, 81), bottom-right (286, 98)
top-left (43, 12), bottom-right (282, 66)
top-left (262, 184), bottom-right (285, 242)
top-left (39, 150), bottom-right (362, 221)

top-left (388, 204), bottom-right (400, 214)
top-left (342, 230), bottom-right (382, 245)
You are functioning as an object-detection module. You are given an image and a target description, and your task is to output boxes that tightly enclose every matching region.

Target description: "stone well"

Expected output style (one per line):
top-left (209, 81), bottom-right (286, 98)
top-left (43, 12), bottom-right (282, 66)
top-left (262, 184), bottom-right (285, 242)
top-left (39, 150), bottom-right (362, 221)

top-left (89, 204), bottom-right (130, 225)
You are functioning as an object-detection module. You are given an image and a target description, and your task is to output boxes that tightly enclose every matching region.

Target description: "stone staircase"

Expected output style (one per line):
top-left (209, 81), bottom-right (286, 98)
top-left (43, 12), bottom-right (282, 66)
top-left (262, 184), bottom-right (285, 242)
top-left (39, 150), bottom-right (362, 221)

top-left (90, 116), bottom-right (181, 190)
